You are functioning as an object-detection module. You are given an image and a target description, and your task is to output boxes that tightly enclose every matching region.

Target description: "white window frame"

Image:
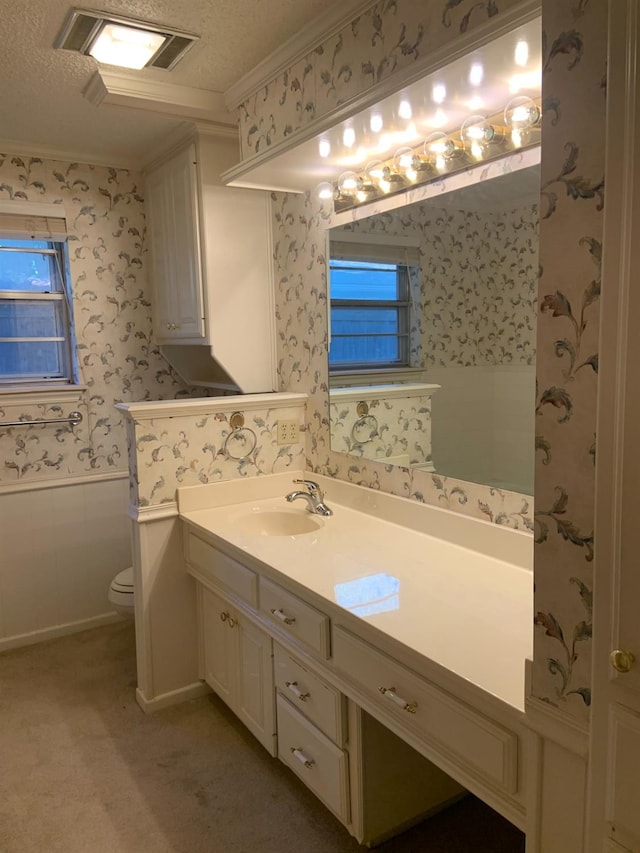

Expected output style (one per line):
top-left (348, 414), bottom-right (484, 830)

top-left (0, 201), bottom-right (78, 392)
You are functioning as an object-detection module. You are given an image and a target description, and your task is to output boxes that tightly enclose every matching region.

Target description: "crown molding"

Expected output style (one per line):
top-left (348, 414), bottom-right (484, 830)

top-left (224, 0), bottom-right (377, 109)
top-left (84, 70), bottom-right (235, 126)
top-left (0, 137), bottom-right (141, 170)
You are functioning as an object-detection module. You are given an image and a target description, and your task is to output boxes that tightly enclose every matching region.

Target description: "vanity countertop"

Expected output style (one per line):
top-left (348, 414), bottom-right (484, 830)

top-left (178, 471), bottom-right (533, 713)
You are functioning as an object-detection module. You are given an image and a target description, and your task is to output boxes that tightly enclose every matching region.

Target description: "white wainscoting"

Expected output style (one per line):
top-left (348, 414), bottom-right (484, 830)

top-left (0, 474), bottom-right (131, 650)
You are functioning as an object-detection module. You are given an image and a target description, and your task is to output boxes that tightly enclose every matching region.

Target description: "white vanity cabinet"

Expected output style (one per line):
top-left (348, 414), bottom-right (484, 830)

top-left (144, 127), bottom-right (277, 391)
top-left (199, 585), bottom-right (276, 756)
top-left (184, 523), bottom-right (467, 847)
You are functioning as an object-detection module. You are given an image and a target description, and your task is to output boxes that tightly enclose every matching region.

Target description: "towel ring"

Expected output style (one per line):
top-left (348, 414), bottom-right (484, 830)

top-left (351, 402), bottom-right (378, 444)
top-left (223, 412), bottom-right (257, 460)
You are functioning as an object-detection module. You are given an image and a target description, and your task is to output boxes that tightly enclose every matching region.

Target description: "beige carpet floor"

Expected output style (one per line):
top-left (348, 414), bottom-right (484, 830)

top-left (0, 621), bottom-right (525, 852)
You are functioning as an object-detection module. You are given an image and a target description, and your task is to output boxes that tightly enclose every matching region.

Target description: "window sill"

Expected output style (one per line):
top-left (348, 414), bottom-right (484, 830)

top-left (0, 385), bottom-right (86, 407)
top-left (328, 367), bottom-right (427, 388)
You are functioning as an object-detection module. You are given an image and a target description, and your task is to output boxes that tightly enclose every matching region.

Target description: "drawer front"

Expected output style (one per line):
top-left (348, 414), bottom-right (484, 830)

top-left (185, 530), bottom-right (257, 606)
top-left (274, 643), bottom-right (345, 745)
top-left (332, 626), bottom-right (518, 794)
top-left (260, 577), bottom-right (330, 658)
top-left (277, 693), bottom-right (349, 823)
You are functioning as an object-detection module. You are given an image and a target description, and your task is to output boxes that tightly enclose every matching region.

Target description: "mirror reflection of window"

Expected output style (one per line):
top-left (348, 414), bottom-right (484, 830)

top-left (328, 240), bottom-right (420, 373)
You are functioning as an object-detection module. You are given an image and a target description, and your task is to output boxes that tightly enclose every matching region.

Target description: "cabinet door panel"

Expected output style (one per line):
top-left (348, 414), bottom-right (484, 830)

top-left (236, 618), bottom-right (276, 755)
top-left (201, 586), bottom-right (234, 708)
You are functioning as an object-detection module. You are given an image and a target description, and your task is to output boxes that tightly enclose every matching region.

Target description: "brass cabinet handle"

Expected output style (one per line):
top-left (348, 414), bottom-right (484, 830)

top-left (219, 611), bottom-right (228, 622)
top-left (290, 747), bottom-right (314, 769)
top-left (379, 685), bottom-right (418, 714)
top-left (285, 680), bottom-right (310, 702)
top-left (270, 607), bottom-right (296, 626)
top-left (610, 649), bottom-right (636, 673)
top-left (227, 616), bottom-right (237, 629)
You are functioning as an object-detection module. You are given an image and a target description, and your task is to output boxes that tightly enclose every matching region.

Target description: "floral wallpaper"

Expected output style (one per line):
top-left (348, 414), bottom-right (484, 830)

top-left (240, 0), bottom-right (605, 724)
top-left (329, 388), bottom-right (436, 466)
top-left (127, 405), bottom-right (305, 507)
top-left (532, 0), bottom-right (606, 720)
top-left (0, 153), bottom-right (205, 487)
top-left (336, 201), bottom-right (539, 368)
top-left (237, 0), bottom-right (527, 159)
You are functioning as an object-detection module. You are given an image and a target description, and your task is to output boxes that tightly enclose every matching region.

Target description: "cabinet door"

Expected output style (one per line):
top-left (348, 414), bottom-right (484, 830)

top-left (235, 616), bottom-right (276, 755)
top-left (201, 586), bottom-right (234, 709)
top-left (146, 143), bottom-right (205, 342)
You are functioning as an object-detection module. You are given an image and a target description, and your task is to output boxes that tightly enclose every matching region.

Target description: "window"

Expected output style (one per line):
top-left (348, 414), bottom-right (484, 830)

top-left (0, 209), bottom-right (75, 388)
top-left (328, 238), bottom-right (419, 372)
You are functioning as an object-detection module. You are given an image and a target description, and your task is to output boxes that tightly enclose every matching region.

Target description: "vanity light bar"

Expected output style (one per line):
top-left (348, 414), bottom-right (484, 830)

top-left (323, 96), bottom-right (541, 212)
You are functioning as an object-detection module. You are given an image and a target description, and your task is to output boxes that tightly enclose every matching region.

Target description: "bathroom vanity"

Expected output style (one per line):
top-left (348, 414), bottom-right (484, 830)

top-left (178, 470), bottom-right (533, 844)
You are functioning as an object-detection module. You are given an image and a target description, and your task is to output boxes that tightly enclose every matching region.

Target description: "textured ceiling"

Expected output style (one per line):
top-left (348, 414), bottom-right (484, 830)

top-left (0, 0), bottom-right (345, 169)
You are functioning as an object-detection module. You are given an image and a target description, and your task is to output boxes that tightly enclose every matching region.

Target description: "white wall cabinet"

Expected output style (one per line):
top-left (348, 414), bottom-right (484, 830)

top-left (145, 142), bottom-right (205, 342)
top-left (144, 127), bottom-right (277, 392)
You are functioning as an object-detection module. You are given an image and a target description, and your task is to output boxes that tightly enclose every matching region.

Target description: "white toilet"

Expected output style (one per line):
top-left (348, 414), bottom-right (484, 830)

top-left (108, 567), bottom-right (135, 618)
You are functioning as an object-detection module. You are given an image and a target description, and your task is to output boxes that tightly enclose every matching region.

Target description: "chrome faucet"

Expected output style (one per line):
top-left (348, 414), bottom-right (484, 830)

top-left (285, 479), bottom-right (333, 516)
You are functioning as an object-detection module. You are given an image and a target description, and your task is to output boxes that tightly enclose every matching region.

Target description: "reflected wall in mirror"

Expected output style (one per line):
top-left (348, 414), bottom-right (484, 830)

top-left (328, 157), bottom-right (540, 496)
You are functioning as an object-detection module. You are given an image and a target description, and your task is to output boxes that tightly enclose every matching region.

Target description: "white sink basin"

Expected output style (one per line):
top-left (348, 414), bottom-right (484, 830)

top-left (234, 508), bottom-right (324, 537)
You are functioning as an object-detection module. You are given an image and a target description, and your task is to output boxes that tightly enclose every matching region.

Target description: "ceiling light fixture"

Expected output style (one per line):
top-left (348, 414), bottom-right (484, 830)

top-left (55, 8), bottom-right (198, 71)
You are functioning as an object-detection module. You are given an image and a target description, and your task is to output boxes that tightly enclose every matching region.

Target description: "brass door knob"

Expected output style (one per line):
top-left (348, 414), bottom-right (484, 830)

top-left (610, 649), bottom-right (636, 673)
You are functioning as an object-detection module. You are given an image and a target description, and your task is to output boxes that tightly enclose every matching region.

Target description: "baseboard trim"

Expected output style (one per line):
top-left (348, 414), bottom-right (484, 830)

top-left (0, 612), bottom-right (123, 652)
top-left (135, 681), bottom-right (211, 714)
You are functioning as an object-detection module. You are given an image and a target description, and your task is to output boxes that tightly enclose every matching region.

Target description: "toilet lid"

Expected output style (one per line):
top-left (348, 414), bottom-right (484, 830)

top-left (111, 566), bottom-right (134, 593)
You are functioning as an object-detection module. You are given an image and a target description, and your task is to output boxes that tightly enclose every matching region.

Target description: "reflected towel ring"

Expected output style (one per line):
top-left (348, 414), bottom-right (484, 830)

top-left (351, 413), bottom-right (379, 444)
top-left (223, 412), bottom-right (257, 460)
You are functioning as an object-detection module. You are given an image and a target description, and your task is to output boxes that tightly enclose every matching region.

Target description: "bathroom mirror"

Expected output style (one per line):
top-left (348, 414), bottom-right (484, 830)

top-left (327, 157), bottom-right (540, 496)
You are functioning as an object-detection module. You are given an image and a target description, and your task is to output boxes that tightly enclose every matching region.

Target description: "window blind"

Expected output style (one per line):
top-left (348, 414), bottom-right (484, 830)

top-left (330, 240), bottom-right (420, 266)
top-left (0, 213), bottom-right (68, 242)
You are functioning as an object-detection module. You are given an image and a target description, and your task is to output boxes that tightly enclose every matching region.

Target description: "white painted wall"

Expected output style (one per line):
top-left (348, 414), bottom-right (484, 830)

top-left (0, 476), bottom-right (131, 650)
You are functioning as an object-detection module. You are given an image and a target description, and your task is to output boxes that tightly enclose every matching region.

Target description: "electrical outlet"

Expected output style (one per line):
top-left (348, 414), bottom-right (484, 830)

top-left (277, 419), bottom-right (300, 444)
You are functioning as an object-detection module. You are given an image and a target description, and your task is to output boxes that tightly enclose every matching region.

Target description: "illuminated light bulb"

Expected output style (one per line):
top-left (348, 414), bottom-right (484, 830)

top-left (432, 83), bottom-right (446, 104)
top-left (370, 113), bottom-right (383, 133)
top-left (469, 61), bottom-right (484, 87)
top-left (393, 146), bottom-right (417, 181)
top-left (398, 99), bottom-right (412, 120)
top-left (364, 160), bottom-right (385, 184)
top-left (504, 96), bottom-right (540, 148)
top-left (514, 40), bottom-right (529, 67)
top-left (393, 146), bottom-right (430, 182)
top-left (504, 95), bottom-right (541, 130)
top-left (318, 138), bottom-right (331, 158)
top-left (337, 171), bottom-right (359, 197)
top-left (424, 131), bottom-right (457, 171)
top-left (343, 127), bottom-right (356, 148)
top-left (460, 115), bottom-right (499, 157)
top-left (316, 181), bottom-right (335, 201)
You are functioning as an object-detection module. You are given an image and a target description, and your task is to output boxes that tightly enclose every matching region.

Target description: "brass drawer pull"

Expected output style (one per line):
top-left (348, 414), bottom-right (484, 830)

top-left (379, 685), bottom-right (418, 714)
top-left (270, 607), bottom-right (296, 626)
top-left (220, 611), bottom-right (229, 622)
top-left (285, 680), bottom-right (310, 702)
top-left (227, 616), bottom-right (237, 629)
top-left (290, 747), bottom-right (314, 769)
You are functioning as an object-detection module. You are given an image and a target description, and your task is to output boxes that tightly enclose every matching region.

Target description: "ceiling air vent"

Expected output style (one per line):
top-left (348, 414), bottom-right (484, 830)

top-left (55, 9), bottom-right (198, 71)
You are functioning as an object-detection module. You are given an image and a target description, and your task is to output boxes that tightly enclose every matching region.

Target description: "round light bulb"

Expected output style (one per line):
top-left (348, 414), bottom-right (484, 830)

top-left (337, 171), bottom-right (359, 197)
top-left (316, 181), bottom-right (335, 201)
top-left (424, 132), bottom-right (456, 170)
top-left (504, 96), bottom-right (540, 130)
